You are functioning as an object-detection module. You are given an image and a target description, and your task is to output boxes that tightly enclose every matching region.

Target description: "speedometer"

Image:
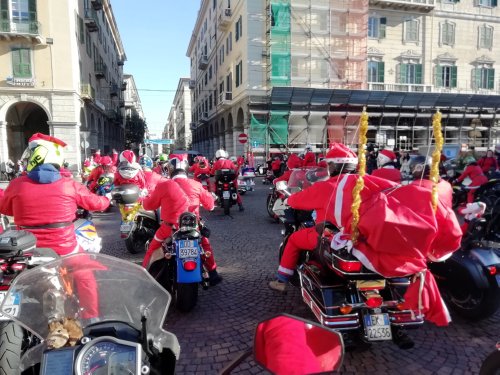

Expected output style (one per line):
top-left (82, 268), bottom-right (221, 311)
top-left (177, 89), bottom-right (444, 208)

top-left (75, 337), bottom-right (141, 375)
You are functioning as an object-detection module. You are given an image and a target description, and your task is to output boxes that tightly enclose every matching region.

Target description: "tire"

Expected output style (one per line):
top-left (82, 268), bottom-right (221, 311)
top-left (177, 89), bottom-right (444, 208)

top-left (444, 282), bottom-right (500, 321)
top-left (0, 321), bottom-right (24, 375)
top-left (175, 283), bottom-right (199, 312)
top-left (266, 194), bottom-right (275, 218)
top-left (125, 230), bottom-right (146, 254)
top-left (223, 199), bottom-right (231, 215)
top-left (480, 349), bottom-right (500, 375)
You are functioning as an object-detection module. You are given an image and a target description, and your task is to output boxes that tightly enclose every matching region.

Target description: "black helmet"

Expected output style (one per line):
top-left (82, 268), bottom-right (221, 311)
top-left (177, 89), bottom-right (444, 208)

top-left (409, 155), bottom-right (431, 180)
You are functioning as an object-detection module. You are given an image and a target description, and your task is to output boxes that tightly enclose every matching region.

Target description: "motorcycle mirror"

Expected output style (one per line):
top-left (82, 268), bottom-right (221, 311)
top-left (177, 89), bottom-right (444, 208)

top-left (254, 314), bottom-right (344, 375)
top-left (275, 180), bottom-right (288, 192)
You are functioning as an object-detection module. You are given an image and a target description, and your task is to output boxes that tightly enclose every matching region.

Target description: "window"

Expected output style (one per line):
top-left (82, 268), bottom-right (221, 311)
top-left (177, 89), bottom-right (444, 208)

top-left (11, 47), bottom-right (31, 78)
top-left (472, 67), bottom-right (495, 89)
top-left (440, 21), bottom-right (455, 46)
top-left (229, 32), bottom-right (233, 51)
top-left (79, 16), bottom-right (84, 43)
top-left (236, 61), bottom-right (242, 87)
top-left (367, 61), bottom-right (385, 83)
top-left (86, 31), bottom-right (92, 57)
top-left (226, 73), bottom-right (232, 92)
top-left (235, 15), bottom-right (242, 41)
top-left (219, 81), bottom-right (224, 95)
top-left (435, 65), bottom-right (457, 88)
top-left (479, 25), bottom-right (493, 49)
top-left (209, 65), bottom-right (212, 80)
top-left (398, 63), bottom-right (422, 84)
top-left (476, 0), bottom-right (498, 7)
top-left (404, 19), bottom-right (419, 43)
top-left (368, 17), bottom-right (386, 39)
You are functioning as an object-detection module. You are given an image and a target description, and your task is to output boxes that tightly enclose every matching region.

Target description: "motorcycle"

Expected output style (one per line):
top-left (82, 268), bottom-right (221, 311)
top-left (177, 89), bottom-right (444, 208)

top-left (262, 169), bottom-right (274, 185)
top-left (214, 169), bottom-right (238, 215)
top-left (274, 168), bottom-right (423, 349)
top-left (0, 252), bottom-right (180, 375)
top-left (147, 212), bottom-right (208, 312)
top-left (221, 314), bottom-right (344, 374)
top-left (429, 201), bottom-right (500, 320)
top-left (266, 185), bottom-right (280, 221)
top-left (480, 342), bottom-right (500, 375)
top-left (196, 173), bottom-right (211, 191)
top-left (112, 184), bottom-right (160, 254)
top-left (237, 166), bottom-right (256, 194)
top-left (0, 229), bottom-right (59, 374)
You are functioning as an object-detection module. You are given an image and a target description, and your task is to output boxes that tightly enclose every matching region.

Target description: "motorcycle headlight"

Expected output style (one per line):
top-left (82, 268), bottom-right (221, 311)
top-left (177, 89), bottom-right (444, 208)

top-left (447, 170), bottom-right (455, 177)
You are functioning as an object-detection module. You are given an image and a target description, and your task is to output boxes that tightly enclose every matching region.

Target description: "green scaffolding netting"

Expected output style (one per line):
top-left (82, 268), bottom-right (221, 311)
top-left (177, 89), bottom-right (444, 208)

top-left (269, 111), bottom-right (289, 145)
top-left (250, 115), bottom-right (267, 145)
top-left (270, 0), bottom-right (291, 86)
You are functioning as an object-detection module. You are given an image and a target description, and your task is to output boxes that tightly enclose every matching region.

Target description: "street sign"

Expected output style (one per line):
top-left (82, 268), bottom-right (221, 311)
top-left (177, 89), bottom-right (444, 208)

top-left (81, 141), bottom-right (89, 148)
top-left (145, 139), bottom-right (174, 145)
top-left (238, 133), bottom-right (248, 144)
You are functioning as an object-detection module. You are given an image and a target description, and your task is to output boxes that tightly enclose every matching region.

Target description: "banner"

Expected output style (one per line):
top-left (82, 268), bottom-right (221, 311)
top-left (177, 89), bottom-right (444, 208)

top-left (144, 139), bottom-right (174, 145)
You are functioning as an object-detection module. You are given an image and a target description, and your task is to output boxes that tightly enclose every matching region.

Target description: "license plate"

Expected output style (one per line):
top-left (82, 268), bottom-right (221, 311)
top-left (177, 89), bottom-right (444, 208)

top-left (120, 222), bottom-right (133, 232)
top-left (0, 292), bottom-right (20, 320)
top-left (364, 313), bottom-right (392, 341)
top-left (222, 191), bottom-right (230, 199)
top-left (178, 240), bottom-right (199, 259)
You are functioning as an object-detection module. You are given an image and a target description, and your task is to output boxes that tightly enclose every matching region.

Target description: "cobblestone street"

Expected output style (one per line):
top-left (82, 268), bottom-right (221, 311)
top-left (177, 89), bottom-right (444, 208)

top-left (94, 182), bottom-right (499, 375)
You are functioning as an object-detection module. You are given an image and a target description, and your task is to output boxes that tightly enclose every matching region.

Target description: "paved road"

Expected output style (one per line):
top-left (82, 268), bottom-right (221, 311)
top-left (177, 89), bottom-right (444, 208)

top-left (90, 181), bottom-right (498, 374)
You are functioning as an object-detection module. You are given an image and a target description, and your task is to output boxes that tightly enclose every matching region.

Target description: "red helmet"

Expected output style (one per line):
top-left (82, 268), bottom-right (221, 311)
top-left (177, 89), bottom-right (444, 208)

top-left (119, 150), bottom-right (136, 164)
top-left (325, 143), bottom-right (358, 174)
top-left (377, 149), bottom-right (397, 168)
top-left (99, 156), bottom-right (113, 167)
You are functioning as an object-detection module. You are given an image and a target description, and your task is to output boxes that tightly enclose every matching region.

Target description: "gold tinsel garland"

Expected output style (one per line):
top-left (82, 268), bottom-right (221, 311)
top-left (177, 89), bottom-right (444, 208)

top-left (351, 109), bottom-right (369, 243)
top-left (431, 111), bottom-right (443, 212)
top-left (119, 202), bottom-right (142, 222)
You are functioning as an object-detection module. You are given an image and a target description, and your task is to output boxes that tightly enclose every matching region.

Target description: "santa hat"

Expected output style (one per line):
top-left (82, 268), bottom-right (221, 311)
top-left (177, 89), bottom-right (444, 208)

top-left (379, 149), bottom-right (396, 161)
top-left (325, 143), bottom-right (358, 164)
top-left (287, 153), bottom-right (303, 169)
top-left (28, 133), bottom-right (67, 149)
top-left (99, 156), bottom-right (113, 166)
top-left (119, 150), bottom-right (137, 164)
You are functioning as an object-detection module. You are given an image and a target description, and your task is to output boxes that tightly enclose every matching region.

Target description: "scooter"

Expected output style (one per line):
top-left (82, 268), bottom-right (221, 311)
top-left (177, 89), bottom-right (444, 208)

top-left (237, 166), bottom-right (256, 194)
top-left (214, 169), bottom-right (238, 215)
top-left (0, 253), bottom-right (180, 374)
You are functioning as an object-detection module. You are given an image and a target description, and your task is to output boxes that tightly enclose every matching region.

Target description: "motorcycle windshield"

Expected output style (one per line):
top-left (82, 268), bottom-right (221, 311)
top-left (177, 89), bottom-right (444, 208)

top-left (287, 167), bottom-right (329, 193)
top-left (0, 253), bottom-right (171, 340)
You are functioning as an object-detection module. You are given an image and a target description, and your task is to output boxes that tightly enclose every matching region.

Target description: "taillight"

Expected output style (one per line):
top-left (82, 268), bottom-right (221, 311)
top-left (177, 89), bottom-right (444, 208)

top-left (0, 264), bottom-right (7, 272)
top-left (337, 258), bottom-right (362, 273)
top-left (365, 295), bottom-right (383, 309)
top-left (183, 260), bottom-right (197, 271)
top-left (223, 183), bottom-right (229, 189)
top-left (10, 263), bottom-right (25, 272)
top-left (487, 265), bottom-right (497, 276)
top-left (339, 305), bottom-right (353, 314)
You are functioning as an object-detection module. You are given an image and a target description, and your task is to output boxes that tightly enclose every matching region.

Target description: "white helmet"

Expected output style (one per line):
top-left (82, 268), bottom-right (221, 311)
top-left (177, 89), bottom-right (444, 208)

top-left (377, 149), bottom-right (397, 168)
top-left (118, 161), bottom-right (140, 179)
top-left (167, 157), bottom-right (188, 175)
top-left (215, 149), bottom-right (228, 159)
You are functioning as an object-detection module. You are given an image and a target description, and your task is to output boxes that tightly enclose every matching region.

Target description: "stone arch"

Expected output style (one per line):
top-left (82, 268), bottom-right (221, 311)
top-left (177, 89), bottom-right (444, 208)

top-left (236, 107), bottom-right (245, 131)
top-left (5, 101), bottom-right (50, 161)
top-left (0, 97), bottom-right (52, 122)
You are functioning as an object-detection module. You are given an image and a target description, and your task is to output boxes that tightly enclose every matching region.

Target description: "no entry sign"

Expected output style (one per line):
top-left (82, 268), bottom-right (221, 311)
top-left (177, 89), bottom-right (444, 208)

top-left (238, 133), bottom-right (248, 144)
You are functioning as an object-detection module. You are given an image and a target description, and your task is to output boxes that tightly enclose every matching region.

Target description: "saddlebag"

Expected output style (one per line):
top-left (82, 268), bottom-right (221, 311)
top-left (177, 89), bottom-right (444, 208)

top-left (0, 230), bottom-right (37, 256)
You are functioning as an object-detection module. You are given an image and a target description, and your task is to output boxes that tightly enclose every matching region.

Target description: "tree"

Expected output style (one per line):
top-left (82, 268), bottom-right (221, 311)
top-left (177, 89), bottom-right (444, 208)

top-left (125, 113), bottom-right (147, 149)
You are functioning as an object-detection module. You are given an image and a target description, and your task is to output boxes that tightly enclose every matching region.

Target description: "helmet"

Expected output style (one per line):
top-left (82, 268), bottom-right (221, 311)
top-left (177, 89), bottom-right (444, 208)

top-left (325, 143), bottom-right (358, 176)
top-left (305, 144), bottom-right (313, 152)
top-left (97, 173), bottom-right (114, 186)
top-left (215, 149), bottom-right (228, 159)
top-left (99, 156), bottom-right (113, 167)
top-left (167, 157), bottom-right (188, 177)
top-left (287, 154), bottom-right (303, 169)
top-left (139, 155), bottom-right (153, 169)
top-left (118, 161), bottom-right (140, 180)
top-left (158, 153), bottom-right (169, 163)
top-left (409, 155), bottom-right (431, 180)
top-left (198, 157), bottom-right (208, 167)
top-left (377, 149), bottom-right (397, 168)
top-left (119, 150), bottom-right (136, 164)
top-left (24, 133), bottom-right (66, 172)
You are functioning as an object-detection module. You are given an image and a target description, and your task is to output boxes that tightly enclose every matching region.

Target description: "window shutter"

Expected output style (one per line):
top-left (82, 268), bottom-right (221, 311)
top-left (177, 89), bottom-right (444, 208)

top-left (450, 66), bottom-right (457, 88)
top-left (28, 0), bottom-right (36, 19)
top-left (378, 61), bottom-right (385, 82)
top-left (0, 0), bottom-right (7, 22)
top-left (12, 49), bottom-right (21, 77)
top-left (435, 65), bottom-right (442, 87)
top-left (492, 0), bottom-right (497, 6)
top-left (471, 68), bottom-right (479, 89)
top-left (398, 63), bottom-right (407, 83)
top-left (380, 17), bottom-right (386, 39)
top-left (415, 64), bottom-right (422, 84)
top-left (488, 68), bottom-right (495, 89)
top-left (236, 63), bottom-right (240, 87)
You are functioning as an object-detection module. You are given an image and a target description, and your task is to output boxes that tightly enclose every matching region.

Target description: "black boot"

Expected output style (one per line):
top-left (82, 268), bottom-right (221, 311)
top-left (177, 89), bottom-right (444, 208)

top-left (208, 270), bottom-right (223, 286)
top-left (392, 327), bottom-right (415, 350)
top-left (238, 203), bottom-right (245, 211)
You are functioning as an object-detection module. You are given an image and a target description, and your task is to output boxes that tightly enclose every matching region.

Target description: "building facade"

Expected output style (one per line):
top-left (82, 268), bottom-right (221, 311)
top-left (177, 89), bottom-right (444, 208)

top-left (0, 0), bottom-right (127, 172)
top-left (165, 78), bottom-right (193, 151)
top-left (186, 0), bottom-right (500, 158)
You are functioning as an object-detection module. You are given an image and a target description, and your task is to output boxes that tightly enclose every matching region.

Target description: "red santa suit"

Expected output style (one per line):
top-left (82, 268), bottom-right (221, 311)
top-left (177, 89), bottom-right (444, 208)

top-left (273, 154), bottom-right (303, 184)
top-left (303, 152), bottom-right (317, 167)
top-left (142, 180), bottom-right (190, 267)
top-left (456, 164), bottom-right (488, 203)
top-left (211, 158), bottom-right (243, 205)
top-left (371, 166), bottom-right (402, 183)
top-left (189, 159), bottom-right (212, 190)
top-left (143, 169), bottom-right (165, 193)
top-left (477, 155), bottom-right (498, 173)
top-left (172, 175), bottom-right (217, 271)
top-left (114, 168), bottom-right (147, 190)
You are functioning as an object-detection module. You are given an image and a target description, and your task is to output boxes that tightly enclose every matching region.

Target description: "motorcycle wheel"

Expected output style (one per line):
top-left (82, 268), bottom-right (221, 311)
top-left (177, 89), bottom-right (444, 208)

top-left (125, 231), bottom-right (146, 254)
top-left (223, 199), bottom-right (231, 215)
top-left (479, 349), bottom-right (500, 375)
top-left (445, 282), bottom-right (500, 321)
top-left (175, 283), bottom-right (199, 313)
top-left (0, 321), bottom-right (24, 375)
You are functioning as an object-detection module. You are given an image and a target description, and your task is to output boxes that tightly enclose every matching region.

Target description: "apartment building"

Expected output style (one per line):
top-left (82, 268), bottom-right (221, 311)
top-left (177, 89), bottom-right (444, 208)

top-left (0, 0), bottom-right (127, 172)
top-left (186, 0), bottom-right (500, 158)
top-left (123, 74), bottom-right (144, 120)
top-left (165, 78), bottom-right (193, 151)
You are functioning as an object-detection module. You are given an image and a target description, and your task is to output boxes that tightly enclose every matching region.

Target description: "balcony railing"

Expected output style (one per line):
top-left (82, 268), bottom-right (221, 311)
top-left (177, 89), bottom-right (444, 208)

top-left (94, 62), bottom-right (107, 79)
top-left (84, 8), bottom-right (99, 32)
top-left (368, 82), bottom-right (433, 92)
top-left (369, 0), bottom-right (435, 12)
top-left (80, 83), bottom-right (95, 100)
top-left (0, 11), bottom-right (40, 35)
top-left (110, 84), bottom-right (119, 97)
top-left (91, 0), bottom-right (103, 11)
top-left (198, 55), bottom-right (208, 70)
top-left (218, 91), bottom-right (232, 107)
top-left (218, 8), bottom-right (232, 30)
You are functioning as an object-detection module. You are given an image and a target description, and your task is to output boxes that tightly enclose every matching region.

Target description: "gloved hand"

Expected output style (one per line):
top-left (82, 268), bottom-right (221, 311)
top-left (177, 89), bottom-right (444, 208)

top-left (140, 189), bottom-right (149, 198)
top-left (211, 192), bottom-right (218, 201)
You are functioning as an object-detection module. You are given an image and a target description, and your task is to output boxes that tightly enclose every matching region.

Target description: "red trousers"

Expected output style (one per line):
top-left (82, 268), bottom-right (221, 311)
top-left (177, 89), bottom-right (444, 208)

top-left (142, 223), bottom-right (217, 271)
top-left (278, 227), bottom-right (318, 281)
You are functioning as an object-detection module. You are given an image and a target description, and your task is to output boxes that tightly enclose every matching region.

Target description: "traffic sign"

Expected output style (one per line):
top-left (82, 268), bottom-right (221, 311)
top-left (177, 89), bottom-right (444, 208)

top-left (238, 133), bottom-right (248, 144)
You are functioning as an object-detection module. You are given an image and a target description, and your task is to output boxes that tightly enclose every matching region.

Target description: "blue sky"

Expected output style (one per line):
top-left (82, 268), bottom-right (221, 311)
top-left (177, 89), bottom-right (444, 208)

top-left (112, 1), bottom-right (201, 137)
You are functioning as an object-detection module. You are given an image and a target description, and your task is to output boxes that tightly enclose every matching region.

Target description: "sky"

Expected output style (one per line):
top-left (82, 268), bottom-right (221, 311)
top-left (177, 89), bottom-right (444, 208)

top-left (112, 1), bottom-right (201, 137)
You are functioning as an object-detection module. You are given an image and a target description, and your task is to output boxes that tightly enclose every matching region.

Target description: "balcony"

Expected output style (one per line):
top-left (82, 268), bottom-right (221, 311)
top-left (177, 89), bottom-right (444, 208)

top-left (119, 100), bottom-right (125, 108)
top-left (367, 82), bottom-right (433, 93)
top-left (110, 84), bottom-right (119, 97)
top-left (198, 55), bottom-right (208, 70)
top-left (117, 60), bottom-right (124, 66)
top-left (84, 8), bottom-right (99, 32)
top-left (80, 83), bottom-right (95, 100)
top-left (188, 80), bottom-right (196, 89)
top-left (0, 12), bottom-right (41, 42)
top-left (91, 0), bottom-right (103, 11)
top-left (218, 91), bottom-right (232, 107)
top-left (121, 81), bottom-right (127, 91)
top-left (369, 0), bottom-right (435, 12)
top-left (94, 62), bottom-right (107, 79)
top-left (218, 8), bottom-right (232, 31)
top-left (189, 122), bottom-right (197, 130)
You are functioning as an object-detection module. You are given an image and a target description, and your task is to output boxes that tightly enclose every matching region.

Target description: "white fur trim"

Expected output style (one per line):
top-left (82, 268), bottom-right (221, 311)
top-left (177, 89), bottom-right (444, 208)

top-left (325, 157), bottom-right (358, 164)
top-left (351, 248), bottom-right (379, 274)
top-left (278, 265), bottom-right (294, 276)
top-left (334, 175), bottom-right (349, 227)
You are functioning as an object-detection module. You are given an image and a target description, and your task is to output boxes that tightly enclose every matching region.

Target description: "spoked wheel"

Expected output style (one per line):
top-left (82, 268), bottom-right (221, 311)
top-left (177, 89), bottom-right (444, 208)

top-left (444, 282), bottom-right (500, 321)
top-left (125, 230), bottom-right (147, 254)
top-left (266, 194), bottom-right (276, 219)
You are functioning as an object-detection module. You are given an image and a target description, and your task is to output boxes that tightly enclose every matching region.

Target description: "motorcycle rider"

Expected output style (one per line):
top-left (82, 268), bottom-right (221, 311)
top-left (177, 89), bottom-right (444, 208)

top-left (477, 149), bottom-right (499, 175)
top-left (273, 153), bottom-right (303, 184)
top-left (153, 153), bottom-right (169, 176)
top-left (168, 158), bottom-right (222, 285)
top-left (303, 145), bottom-right (317, 167)
top-left (453, 160), bottom-right (488, 203)
top-left (141, 176), bottom-right (190, 268)
top-left (114, 150), bottom-right (147, 191)
top-left (211, 149), bottom-right (244, 211)
top-left (140, 155), bottom-right (164, 193)
top-left (189, 156), bottom-right (212, 191)
top-left (0, 133), bottom-right (110, 320)
top-left (271, 156), bottom-right (283, 178)
top-left (371, 149), bottom-right (402, 183)
top-left (87, 155), bottom-right (116, 192)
